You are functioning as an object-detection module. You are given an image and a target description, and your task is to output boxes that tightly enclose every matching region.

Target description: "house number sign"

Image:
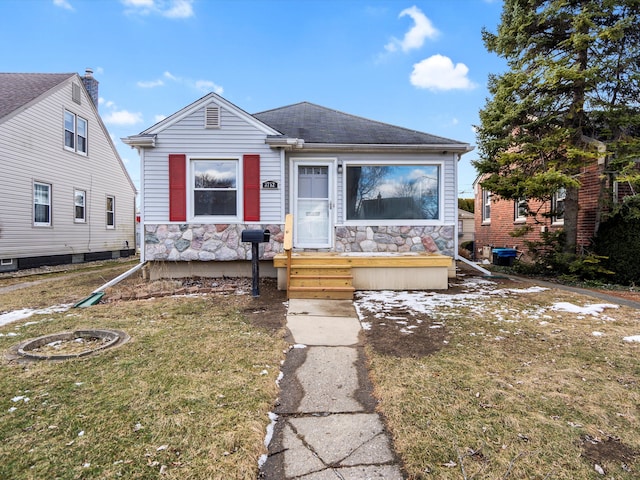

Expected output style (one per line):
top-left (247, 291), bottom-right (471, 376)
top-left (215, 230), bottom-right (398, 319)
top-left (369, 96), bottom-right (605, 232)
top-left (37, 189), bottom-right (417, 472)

top-left (262, 180), bottom-right (278, 189)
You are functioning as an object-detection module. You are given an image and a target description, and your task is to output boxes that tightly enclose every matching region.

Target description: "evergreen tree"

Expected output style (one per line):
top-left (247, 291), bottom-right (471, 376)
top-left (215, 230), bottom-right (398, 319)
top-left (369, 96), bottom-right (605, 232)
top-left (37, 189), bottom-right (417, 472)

top-left (474, 0), bottom-right (640, 254)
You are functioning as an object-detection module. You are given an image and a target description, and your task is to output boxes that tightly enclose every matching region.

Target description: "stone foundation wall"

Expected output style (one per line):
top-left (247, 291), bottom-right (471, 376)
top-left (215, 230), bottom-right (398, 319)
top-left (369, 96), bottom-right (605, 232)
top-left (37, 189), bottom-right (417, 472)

top-left (144, 223), bottom-right (455, 261)
top-left (334, 225), bottom-right (454, 256)
top-left (144, 224), bottom-right (284, 261)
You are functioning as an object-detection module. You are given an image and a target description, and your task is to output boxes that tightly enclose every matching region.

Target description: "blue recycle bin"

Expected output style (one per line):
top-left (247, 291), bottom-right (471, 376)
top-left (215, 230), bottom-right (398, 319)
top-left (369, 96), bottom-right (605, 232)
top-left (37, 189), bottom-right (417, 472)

top-left (492, 248), bottom-right (518, 266)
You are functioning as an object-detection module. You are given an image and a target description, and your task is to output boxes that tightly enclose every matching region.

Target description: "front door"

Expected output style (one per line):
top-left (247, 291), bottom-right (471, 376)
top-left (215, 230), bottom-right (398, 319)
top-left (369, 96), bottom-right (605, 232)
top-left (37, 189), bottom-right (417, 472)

top-left (293, 161), bottom-right (333, 248)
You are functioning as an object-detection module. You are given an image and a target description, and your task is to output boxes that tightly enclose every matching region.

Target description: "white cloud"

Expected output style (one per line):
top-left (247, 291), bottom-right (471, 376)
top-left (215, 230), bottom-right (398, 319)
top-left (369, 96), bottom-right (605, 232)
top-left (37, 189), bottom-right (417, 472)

top-left (410, 54), bottom-right (476, 91)
top-left (385, 5), bottom-right (438, 53)
top-left (154, 114), bottom-right (167, 123)
top-left (195, 80), bottom-right (223, 94)
top-left (137, 79), bottom-right (164, 88)
top-left (102, 109), bottom-right (143, 126)
top-left (53, 0), bottom-right (74, 11)
top-left (163, 71), bottom-right (178, 81)
top-left (164, 0), bottom-right (193, 18)
top-left (144, 71), bottom-right (223, 95)
top-left (121, 0), bottom-right (194, 19)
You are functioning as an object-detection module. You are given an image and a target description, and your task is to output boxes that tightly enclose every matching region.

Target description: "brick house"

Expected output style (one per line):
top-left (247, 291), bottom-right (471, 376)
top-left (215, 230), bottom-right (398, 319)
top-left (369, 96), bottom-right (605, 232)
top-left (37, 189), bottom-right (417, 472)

top-left (473, 138), bottom-right (628, 261)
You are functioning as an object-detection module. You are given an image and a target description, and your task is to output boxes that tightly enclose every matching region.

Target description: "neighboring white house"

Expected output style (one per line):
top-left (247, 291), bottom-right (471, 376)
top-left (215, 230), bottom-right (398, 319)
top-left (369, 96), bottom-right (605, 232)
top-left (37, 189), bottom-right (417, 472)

top-left (123, 93), bottom-right (472, 288)
top-left (0, 70), bottom-right (136, 272)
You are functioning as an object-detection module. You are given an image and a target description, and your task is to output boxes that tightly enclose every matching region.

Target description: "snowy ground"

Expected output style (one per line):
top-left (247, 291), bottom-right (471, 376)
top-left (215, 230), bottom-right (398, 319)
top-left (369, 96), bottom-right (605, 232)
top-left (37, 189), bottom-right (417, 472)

top-left (354, 276), bottom-right (640, 343)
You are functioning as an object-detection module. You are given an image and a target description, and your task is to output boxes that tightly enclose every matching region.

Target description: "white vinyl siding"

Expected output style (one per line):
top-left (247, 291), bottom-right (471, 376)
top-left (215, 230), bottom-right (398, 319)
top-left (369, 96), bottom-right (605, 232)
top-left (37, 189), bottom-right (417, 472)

top-left (0, 76), bottom-right (136, 259)
top-left (142, 104), bottom-right (282, 223)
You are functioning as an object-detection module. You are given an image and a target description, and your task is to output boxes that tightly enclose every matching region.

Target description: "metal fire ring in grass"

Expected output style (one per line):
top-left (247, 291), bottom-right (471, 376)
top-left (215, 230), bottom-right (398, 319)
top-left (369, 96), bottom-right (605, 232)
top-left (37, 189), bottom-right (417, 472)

top-left (9, 329), bottom-right (130, 361)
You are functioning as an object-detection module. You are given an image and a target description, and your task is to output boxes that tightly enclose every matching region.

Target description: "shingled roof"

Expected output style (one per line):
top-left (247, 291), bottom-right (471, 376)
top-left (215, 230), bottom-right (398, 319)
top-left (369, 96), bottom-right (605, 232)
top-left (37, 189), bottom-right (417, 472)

top-left (0, 73), bottom-right (75, 120)
top-left (253, 101), bottom-right (465, 146)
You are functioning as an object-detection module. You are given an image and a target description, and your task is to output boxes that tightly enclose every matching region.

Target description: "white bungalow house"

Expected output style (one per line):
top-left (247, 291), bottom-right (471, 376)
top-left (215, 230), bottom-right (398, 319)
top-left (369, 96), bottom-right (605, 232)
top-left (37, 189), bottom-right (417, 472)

top-left (0, 70), bottom-right (136, 272)
top-left (123, 93), bottom-right (472, 297)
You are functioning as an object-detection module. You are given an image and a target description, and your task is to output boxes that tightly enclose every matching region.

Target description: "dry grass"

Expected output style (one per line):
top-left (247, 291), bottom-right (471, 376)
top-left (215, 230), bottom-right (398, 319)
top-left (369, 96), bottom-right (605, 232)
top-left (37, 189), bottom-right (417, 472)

top-left (358, 277), bottom-right (640, 479)
top-left (0, 264), bottom-right (287, 479)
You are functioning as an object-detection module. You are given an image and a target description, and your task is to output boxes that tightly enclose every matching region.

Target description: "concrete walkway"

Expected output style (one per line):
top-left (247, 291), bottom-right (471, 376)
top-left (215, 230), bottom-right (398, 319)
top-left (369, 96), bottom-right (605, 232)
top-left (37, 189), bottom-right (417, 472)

top-left (259, 299), bottom-right (405, 479)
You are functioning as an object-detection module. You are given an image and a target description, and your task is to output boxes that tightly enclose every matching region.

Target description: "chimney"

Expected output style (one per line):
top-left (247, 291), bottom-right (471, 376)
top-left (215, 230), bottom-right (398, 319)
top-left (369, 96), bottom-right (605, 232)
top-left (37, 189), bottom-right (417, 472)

top-left (82, 68), bottom-right (99, 109)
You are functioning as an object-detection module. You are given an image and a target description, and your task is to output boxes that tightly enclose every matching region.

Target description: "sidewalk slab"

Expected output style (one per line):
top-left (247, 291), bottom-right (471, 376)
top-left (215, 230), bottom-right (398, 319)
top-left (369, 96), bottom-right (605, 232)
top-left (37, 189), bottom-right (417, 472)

top-left (287, 298), bottom-right (357, 317)
top-left (296, 346), bottom-right (361, 413)
top-left (286, 315), bottom-right (361, 346)
top-left (280, 413), bottom-right (402, 479)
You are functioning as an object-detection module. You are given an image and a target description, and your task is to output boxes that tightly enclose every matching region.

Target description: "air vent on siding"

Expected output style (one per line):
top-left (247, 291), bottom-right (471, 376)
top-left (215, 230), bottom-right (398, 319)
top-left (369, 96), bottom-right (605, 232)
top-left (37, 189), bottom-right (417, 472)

top-left (205, 105), bottom-right (221, 129)
top-left (72, 83), bottom-right (81, 104)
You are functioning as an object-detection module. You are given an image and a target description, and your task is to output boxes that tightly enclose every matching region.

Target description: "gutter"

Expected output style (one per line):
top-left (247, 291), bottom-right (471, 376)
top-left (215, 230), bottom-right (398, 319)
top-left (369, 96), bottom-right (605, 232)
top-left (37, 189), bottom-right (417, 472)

top-left (74, 262), bottom-right (146, 308)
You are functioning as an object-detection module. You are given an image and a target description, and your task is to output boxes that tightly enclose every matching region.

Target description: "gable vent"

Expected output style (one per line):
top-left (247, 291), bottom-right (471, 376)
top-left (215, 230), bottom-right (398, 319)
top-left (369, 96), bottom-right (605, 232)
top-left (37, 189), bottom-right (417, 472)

top-left (205, 105), bottom-right (220, 129)
top-left (72, 83), bottom-right (81, 104)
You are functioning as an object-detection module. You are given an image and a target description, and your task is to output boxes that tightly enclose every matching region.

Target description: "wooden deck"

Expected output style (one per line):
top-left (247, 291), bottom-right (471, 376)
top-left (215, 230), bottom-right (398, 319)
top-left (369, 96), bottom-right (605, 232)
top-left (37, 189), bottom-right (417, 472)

top-left (273, 251), bottom-right (453, 299)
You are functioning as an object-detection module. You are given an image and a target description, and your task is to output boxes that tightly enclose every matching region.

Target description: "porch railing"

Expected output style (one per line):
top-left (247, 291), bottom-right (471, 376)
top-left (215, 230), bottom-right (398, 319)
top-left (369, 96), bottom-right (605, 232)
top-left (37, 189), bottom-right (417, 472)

top-left (283, 213), bottom-right (293, 297)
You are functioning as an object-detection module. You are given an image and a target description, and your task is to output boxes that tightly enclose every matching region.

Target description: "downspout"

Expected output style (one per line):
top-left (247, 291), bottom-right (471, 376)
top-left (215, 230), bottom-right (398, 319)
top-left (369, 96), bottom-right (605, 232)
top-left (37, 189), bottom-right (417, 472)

top-left (139, 146), bottom-right (146, 263)
top-left (73, 262), bottom-right (146, 308)
top-left (454, 152), bottom-right (492, 276)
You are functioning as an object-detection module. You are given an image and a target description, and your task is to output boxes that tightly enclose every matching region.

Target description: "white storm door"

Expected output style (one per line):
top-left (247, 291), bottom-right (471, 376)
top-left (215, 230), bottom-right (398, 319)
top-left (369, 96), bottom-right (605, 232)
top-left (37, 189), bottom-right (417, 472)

top-left (294, 162), bottom-right (333, 248)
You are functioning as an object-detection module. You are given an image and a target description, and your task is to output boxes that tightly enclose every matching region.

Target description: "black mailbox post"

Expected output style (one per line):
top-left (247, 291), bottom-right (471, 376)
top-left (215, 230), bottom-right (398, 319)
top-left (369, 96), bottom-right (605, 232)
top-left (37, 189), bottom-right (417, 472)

top-left (241, 229), bottom-right (270, 297)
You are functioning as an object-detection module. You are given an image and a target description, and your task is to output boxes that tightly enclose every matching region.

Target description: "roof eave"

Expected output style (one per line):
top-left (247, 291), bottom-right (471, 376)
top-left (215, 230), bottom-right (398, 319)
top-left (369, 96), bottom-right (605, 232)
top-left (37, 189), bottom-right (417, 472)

top-left (291, 143), bottom-right (474, 154)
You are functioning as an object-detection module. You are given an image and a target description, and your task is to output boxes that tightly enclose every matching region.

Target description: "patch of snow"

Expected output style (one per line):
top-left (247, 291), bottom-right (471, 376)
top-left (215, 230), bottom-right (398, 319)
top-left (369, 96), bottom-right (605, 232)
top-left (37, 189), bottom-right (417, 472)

top-left (258, 412), bottom-right (279, 468)
top-left (0, 304), bottom-right (72, 327)
top-left (551, 302), bottom-right (619, 316)
top-left (292, 344), bottom-right (306, 349)
top-left (623, 335), bottom-right (640, 343)
top-left (592, 332), bottom-right (604, 337)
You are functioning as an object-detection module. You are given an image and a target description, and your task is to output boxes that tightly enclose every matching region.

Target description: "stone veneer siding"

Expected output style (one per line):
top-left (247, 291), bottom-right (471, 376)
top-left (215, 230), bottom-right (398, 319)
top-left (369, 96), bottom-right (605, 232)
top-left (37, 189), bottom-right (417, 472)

top-left (335, 225), bottom-right (454, 256)
top-left (144, 224), bottom-right (284, 261)
top-left (144, 223), bottom-right (455, 261)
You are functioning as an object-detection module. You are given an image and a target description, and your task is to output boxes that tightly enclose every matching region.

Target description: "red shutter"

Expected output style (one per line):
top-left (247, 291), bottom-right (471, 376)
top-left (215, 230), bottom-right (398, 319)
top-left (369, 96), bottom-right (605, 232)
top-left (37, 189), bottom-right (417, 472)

top-left (168, 154), bottom-right (187, 222)
top-left (243, 154), bottom-right (260, 221)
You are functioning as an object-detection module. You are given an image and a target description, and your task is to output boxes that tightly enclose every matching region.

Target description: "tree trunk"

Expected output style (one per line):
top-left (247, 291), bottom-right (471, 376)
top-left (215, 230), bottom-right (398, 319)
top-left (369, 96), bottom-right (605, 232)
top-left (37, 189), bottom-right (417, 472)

top-left (563, 185), bottom-right (580, 255)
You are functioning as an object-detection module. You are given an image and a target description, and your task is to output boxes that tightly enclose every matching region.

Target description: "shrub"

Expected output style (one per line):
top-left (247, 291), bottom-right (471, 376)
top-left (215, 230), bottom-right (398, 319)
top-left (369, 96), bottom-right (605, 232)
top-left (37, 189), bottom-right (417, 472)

top-left (594, 195), bottom-right (640, 285)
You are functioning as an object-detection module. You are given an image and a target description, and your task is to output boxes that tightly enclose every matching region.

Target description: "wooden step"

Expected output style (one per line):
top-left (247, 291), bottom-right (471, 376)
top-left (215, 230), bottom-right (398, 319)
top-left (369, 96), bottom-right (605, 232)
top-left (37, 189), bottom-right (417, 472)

top-left (290, 275), bottom-right (353, 288)
top-left (287, 286), bottom-right (355, 300)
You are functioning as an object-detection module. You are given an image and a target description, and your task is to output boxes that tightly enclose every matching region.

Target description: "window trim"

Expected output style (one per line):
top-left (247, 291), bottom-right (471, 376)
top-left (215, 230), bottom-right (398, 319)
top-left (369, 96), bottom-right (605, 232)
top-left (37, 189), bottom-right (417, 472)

top-left (552, 188), bottom-right (566, 225)
top-left (514, 197), bottom-right (527, 223)
top-left (188, 157), bottom-right (242, 222)
top-left (106, 195), bottom-right (115, 229)
top-left (34, 181), bottom-right (52, 227)
top-left (74, 189), bottom-right (86, 223)
top-left (482, 189), bottom-right (491, 224)
top-left (342, 160), bottom-right (444, 226)
top-left (64, 109), bottom-right (88, 156)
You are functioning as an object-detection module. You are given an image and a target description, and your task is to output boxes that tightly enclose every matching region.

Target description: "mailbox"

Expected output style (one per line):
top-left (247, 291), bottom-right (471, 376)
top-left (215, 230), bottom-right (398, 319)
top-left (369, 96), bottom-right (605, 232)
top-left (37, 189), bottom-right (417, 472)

top-left (241, 229), bottom-right (270, 297)
top-left (241, 229), bottom-right (270, 243)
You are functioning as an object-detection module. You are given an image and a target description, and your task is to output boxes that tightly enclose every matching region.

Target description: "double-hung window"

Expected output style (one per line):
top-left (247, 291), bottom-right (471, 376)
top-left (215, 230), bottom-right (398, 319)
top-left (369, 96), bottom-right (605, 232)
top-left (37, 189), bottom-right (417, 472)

top-left (34, 182), bottom-right (51, 226)
top-left (64, 110), bottom-right (88, 155)
top-left (482, 189), bottom-right (491, 223)
top-left (515, 197), bottom-right (527, 222)
top-left (106, 196), bottom-right (115, 228)
top-left (74, 189), bottom-right (86, 223)
top-left (192, 159), bottom-right (239, 219)
top-left (345, 164), bottom-right (440, 222)
top-left (552, 188), bottom-right (566, 224)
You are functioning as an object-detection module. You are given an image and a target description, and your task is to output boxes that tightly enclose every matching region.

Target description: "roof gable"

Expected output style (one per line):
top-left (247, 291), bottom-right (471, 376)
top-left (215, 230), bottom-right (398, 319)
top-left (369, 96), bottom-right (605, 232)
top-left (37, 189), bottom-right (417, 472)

top-left (140, 92), bottom-right (280, 136)
top-left (0, 73), bottom-right (75, 121)
top-left (253, 101), bottom-right (467, 146)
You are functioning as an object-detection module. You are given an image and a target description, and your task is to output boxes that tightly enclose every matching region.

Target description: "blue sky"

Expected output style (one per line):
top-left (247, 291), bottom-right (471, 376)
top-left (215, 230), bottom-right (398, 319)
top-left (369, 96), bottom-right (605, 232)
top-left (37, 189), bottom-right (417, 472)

top-left (1, 0), bottom-right (506, 198)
